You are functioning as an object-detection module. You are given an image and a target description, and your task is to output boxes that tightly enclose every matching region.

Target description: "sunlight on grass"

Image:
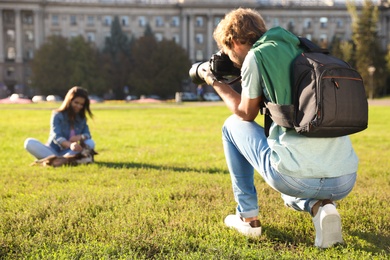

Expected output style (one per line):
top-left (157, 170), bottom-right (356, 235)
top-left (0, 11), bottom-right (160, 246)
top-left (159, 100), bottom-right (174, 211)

top-left (0, 102), bottom-right (388, 259)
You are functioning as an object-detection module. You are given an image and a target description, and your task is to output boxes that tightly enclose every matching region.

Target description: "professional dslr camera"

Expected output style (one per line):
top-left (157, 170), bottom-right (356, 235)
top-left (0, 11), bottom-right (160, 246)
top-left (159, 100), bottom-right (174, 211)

top-left (189, 51), bottom-right (241, 85)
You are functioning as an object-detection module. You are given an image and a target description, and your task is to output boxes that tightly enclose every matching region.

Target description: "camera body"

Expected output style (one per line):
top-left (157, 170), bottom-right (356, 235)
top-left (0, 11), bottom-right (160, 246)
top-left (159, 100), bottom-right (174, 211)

top-left (189, 52), bottom-right (241, 85)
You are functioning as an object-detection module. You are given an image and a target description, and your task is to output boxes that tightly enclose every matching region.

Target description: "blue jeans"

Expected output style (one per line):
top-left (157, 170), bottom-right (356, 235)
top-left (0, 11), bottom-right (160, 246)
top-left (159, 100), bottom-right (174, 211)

top-left (24, 138), bottom-right (96, 159)
top-left (222, 115), bottom-right (356, 219)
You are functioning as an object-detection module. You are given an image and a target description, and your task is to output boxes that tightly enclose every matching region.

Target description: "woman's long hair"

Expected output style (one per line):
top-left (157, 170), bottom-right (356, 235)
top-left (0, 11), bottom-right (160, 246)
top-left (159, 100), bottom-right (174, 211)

top-left (56, 86), bottom-right (93, 124)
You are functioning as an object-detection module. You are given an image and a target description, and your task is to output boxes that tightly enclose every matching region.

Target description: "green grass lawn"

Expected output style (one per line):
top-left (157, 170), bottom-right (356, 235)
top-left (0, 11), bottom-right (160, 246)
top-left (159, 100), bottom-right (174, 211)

top-left (0, 101), bottom-right (389, 259)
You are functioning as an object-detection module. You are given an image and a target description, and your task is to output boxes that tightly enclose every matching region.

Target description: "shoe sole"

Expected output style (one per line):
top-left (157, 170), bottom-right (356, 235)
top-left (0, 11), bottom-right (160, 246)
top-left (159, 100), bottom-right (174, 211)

top-left (315, 205), bottom-right (344, 248)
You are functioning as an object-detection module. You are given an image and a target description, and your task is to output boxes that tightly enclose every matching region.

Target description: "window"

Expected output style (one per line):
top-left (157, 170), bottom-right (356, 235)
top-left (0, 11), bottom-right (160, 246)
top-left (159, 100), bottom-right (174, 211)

top-left (7, 47), bottom-right (16, 60)
top-left (272, 18), bottom-right (279, 27)
top-left (287, 19), bottom-right (295, 31)
top-left (214, 17), bottom-right (222, 26)
top-left (4, 11), bottom-right (14, 24)
top-left (25, 31), bottom-right (34, 42)
top-left (336, 18), bottom-right (343, 28)
top-left (196, 16), bottom-right (203, 27)
top-left (196, 50), bottom-right (203, 61)
top-left (25, 49), bottom-right (34, 60)
top-left (69, 32), bottom-right (78, 38)
top-left (320, 34), bottom-right (327, 43)
top-left (104, 16), bottom-right (112, 26)
top-left (156, 16), bottom-right (164, 27)
top-left (138, 16), bottom-right (146, 27)
top-left (87, 16), bottom-right (94, 26)
top-left (87, 32), bottom-right (95, 43)
top-left (172, 34), bottom-right (180, 44)
top-left (51, 30), bottom-right (61, 36)
top-left (22, 12), bottom-right (33, 24)
top-left (6, 67), bottom-right (14, 77)
top-left (70, 15), bottom-right (77, 25)
top-left (121, 16), bottom-right (129, 26)
top-left (304, 18), bottom-right (312, 29)
top-left (320, 17), bottom-right (328, 29)
top-left (7, 30), bottom-right (15, 41)
top-left (52, 15), bottom-right (59, 26)
top-left (171, 16), bottom-right (180, 27)
top-left (196, 33), bottom-right (203, 44)
top-left (155, 33), bottom-right (163, 42)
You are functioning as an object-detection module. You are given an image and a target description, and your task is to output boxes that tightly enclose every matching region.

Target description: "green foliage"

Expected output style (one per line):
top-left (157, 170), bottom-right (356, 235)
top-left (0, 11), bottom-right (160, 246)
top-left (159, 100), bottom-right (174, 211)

top-left (129, 36), bottom-right (191, 98)
top-left (102, 16), bottom-right (133, 99)
top-left (30, 35), bottom-right (106, 97)
top-left (143, 24), bottom-right (154, 38)
top-left (30, 36), bottom-right (72, 96)
top-left (330, 37), bottom-right (354, 66)
top-left (339, 40), bottom-right (354, 66)
top-left (68, 36), bottom-right (106, 96)
top-left (0, 102), bottom-right (389, 259)
top-left (103, 16), bottom-right (131, 58)
top-left (30, 16), bottom-right (192, 100)
top-left (347, 0), bottom-right (386, 98)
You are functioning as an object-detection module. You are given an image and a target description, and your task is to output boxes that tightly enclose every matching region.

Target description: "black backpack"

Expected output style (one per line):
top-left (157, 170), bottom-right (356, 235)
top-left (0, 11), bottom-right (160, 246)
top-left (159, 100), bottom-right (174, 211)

top-left (262, 37), bottom-right (368, 137)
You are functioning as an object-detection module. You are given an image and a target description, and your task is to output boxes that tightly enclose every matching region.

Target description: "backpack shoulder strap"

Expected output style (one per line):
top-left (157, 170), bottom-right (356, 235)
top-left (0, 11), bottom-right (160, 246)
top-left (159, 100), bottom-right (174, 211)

top-left (298, 37), bottom-right (329, 54)
top-left (260, 101), bottom-right (295, 137)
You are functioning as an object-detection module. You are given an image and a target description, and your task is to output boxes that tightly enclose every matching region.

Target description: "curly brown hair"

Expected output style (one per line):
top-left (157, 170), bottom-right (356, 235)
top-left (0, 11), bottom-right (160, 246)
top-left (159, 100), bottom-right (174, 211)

top-left (213, 8), bottom-right (267, 50)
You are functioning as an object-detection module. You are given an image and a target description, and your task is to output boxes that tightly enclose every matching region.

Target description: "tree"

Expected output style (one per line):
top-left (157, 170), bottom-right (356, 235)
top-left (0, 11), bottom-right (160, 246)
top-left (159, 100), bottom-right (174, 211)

top-left (384, 44), bottom-right (390, 96)
top-left (30, 36), bottom-right (72, 96)
top-left (128, 25), bottom-right (191, 98)
top-left (330, 36), bottom-right (354, 66)
top-left (102, 16), bottom-right (133, 99)
top-left (68, 36), bottom-right (106, 96)
top-left (347, 0), bottom-right (385, 98)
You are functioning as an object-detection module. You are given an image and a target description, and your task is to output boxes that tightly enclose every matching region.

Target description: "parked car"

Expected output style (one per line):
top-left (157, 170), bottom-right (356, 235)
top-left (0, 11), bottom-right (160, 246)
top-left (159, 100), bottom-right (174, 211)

top-left (0, 93), bottom-right (32, 104)
top-left (46, 95), bottom-right (63, 102)
top-left (88, 95), bottom-right (104, 103)
top-left (125, 95), bottom-right (139, 101)
top-left (203, 92), bottom-right (221, 101)
top-left (146, 95), bottom-right (161, 100)
top-left (181, 92), bottom-right (198, 101)
top-left (32, 95), bottom-right (46, 103)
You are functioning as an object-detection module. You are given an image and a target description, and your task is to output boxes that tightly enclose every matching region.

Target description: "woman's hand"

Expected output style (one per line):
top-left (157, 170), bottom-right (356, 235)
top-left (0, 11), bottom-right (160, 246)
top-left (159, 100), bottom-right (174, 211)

top-left (70, 142), bottom-right (83, 152)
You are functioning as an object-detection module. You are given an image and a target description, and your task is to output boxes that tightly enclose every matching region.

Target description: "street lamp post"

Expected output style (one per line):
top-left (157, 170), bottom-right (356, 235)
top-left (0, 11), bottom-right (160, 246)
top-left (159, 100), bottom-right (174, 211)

top-left (367, 66), bottom-right (376, 100)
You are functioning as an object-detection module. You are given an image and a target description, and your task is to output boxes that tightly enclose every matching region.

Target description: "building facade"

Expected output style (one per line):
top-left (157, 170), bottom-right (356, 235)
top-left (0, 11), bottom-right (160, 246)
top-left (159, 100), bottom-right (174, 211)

top-left (0, 0), bottom-right (389, 96)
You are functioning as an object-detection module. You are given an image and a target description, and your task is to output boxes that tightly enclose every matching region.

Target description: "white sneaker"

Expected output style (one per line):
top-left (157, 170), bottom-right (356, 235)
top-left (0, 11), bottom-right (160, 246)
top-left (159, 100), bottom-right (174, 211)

top-left (313, 204), bottom-right (344, 248)
top-left (224, 214), bottom-right (262, 237)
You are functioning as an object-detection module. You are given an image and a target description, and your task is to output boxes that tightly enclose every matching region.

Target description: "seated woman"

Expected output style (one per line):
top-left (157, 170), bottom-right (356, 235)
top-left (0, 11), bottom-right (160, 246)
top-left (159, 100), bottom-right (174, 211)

top-left (25, 86), bottom-right (96, 165)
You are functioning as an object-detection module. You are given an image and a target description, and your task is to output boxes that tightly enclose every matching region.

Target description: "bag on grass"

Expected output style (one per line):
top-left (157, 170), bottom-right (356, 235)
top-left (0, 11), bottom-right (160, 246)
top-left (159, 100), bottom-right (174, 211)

top-left (262, 37), bottom-right (368, 137)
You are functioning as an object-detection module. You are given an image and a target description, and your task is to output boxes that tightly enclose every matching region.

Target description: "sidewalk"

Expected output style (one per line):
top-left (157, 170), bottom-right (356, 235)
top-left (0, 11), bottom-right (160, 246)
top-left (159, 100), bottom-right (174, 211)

top-left (368, 98), bottom-right (390, 106)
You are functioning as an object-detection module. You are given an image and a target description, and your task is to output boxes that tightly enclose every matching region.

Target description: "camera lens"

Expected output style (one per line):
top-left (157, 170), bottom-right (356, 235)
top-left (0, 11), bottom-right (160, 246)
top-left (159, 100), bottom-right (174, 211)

top-left (189, 62), bottom-right (207, 85)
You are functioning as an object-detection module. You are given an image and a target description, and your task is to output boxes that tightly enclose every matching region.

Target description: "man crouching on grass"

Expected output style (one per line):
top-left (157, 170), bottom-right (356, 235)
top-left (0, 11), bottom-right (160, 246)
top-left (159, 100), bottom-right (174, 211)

top-left (200, 8), bottom-right (358, 248)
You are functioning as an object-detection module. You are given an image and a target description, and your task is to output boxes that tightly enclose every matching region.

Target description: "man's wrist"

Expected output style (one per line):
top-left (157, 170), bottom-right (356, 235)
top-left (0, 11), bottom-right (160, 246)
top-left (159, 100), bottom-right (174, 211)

top-left (211, 77), bottom-right (218, 86)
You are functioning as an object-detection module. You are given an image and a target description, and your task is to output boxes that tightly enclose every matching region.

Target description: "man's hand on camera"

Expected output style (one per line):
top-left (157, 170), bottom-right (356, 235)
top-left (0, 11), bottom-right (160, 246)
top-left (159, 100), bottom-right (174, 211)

top-left (200, 63), bottom-right (217, 86)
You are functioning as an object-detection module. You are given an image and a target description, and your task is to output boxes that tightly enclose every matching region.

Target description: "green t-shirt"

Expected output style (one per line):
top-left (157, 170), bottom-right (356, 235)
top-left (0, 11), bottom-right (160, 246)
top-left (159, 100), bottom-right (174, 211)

top-left (241, 27), bottom-right (358, 178)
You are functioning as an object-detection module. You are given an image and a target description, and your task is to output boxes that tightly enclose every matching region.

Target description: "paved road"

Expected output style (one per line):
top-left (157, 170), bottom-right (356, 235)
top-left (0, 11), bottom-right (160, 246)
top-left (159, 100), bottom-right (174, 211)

top-left (368, 98), bottom-right (390, 106)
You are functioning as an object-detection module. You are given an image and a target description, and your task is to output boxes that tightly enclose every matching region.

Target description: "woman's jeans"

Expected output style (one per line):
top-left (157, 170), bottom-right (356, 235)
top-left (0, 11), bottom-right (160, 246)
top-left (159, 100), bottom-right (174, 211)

top-left (24, 138), bottom-right (95, 160)
top-left (222, 115), bottom-right (356, 219)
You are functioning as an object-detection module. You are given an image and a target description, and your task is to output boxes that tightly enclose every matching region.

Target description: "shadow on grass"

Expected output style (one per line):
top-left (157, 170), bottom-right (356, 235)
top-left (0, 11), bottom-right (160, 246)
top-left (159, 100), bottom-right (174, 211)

top-left (261, 224), bottom-right (312, 248)
top-left (349, 230), bottom-right (390, 254)
top-left (262, 225), bottom-right (389, 254)
top-left (95, 161), bottom-right (229, 174)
